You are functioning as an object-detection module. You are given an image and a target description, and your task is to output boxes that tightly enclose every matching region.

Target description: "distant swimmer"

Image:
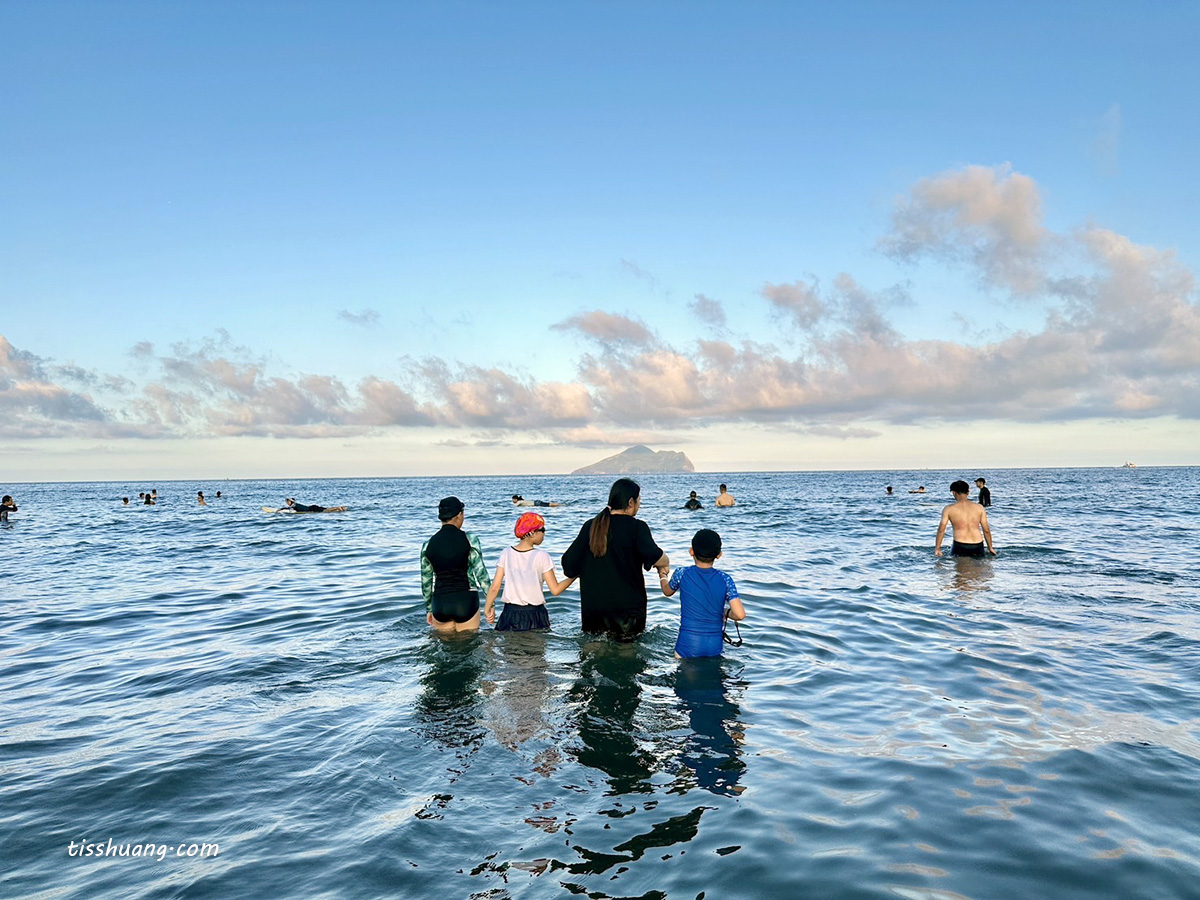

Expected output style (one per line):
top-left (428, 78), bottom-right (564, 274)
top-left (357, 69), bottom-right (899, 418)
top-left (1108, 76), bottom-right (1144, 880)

top-left (197, 491), bottom-right (207, 506)
top-left (1, 495), bottom-right (17, 523)
top-left (886, 486), bottom-right (894, 496)
top-left (144, 492), bottom-right (155, 506)
top-left (715, 484), bottom-right (736, 507)
top-left (215, 490), bottom-right (222, 499)
top-left (909, 486), bottom-right (926, 494)
top-left (122, 497), bottom-right (130, 506)
top-left (278, 498), bottom-right (348, 513)
top-left (935, 480), bottom-right (996, 558)
top-left (512, 494), bottom-right (560, 508)
top-left (974, 478), bottom-right (991, 507)
top-left (422, 496), bottom-right (490, 633)
top-left (684, 491), bottom-right (702, 510)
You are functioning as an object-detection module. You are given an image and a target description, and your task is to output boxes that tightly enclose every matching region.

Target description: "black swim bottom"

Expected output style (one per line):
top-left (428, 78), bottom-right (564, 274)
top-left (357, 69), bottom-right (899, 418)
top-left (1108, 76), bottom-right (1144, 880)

top-left (496, 604), bottom-right (551, 631)
top-left (534, 500), bottom-right (551, 507)
top-left (952, 541), bottom-right (986, 558)
top-left (581, 610), bottom-right (646, 643)
top-left (431, 590), bottom-right (480, 623)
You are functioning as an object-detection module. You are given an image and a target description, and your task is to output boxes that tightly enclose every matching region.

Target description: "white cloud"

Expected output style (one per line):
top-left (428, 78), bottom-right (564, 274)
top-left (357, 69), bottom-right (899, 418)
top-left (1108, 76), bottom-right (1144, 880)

top-left (553, 310), bottom-right (656, 349)
top-left (879, 163), bottom-right (1050, 294)
top-left (337, 308), bottom-right (383, 328)
top-left (688, 293), bottom-right (727, 328)
top-left (4, 165), bottom-right (1198, 448)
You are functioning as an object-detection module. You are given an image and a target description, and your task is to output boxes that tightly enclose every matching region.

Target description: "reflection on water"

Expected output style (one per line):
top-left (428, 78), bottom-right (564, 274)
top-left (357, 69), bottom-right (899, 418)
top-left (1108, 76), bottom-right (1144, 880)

top-left (938, 554), bottom-right (997, 595)
top-left (482, 632), bottom-right (561, 778)
top-left (568, 641), bottom-right (655, 796)
top-left (416, 634), bottom-right (487, 761)
top-left (671, 658), bottom-right (747, 797)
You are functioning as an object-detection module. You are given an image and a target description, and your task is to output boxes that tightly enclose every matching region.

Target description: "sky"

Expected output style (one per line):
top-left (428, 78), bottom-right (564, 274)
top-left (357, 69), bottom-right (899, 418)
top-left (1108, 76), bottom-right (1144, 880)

top-left (2, 0), bottom-right (1198, 481)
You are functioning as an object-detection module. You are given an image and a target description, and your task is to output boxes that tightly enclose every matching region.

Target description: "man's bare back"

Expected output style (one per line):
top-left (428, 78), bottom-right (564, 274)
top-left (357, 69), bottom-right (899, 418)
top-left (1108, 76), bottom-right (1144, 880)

top-left (935, 482), bottom-right (995, 556)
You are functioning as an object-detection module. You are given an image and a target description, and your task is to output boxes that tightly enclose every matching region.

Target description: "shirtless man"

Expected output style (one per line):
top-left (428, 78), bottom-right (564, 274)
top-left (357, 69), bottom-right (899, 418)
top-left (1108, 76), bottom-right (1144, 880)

top-left (715, 484), bottom-right (736, 507)
top-left (935, 480), bottom-right (996, 557)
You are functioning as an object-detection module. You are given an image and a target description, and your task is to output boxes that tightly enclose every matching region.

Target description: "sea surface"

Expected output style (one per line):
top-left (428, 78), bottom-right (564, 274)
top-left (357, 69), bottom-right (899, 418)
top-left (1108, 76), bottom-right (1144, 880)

top-left (2, 468), bottom-right (1199, 899)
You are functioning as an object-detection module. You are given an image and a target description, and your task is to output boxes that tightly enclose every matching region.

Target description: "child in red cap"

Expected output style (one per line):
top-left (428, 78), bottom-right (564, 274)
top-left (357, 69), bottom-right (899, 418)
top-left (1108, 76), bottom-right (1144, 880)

top-left (484, 512), bottom-right (576, 630)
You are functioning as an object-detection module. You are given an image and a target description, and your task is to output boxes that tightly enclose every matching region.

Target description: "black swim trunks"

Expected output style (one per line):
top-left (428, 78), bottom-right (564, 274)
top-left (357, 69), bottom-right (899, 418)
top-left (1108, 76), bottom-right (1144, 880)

top-left (951, 540), bottom-right (986, 558)
top-left (431, 590), bottom-right (480, 624)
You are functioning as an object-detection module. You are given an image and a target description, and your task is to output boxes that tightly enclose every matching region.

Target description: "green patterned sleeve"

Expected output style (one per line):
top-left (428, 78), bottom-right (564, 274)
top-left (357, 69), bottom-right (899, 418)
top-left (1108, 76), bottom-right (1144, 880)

top-left (420, 538), bottom-right (433, 612)
top-left (467, 533), bottom-right (489, 592)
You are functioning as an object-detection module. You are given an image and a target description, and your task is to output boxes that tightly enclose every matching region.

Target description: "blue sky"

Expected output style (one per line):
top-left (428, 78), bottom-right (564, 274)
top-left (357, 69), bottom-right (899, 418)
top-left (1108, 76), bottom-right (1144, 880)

top-left (2, 1), bottom-right (1198, 480)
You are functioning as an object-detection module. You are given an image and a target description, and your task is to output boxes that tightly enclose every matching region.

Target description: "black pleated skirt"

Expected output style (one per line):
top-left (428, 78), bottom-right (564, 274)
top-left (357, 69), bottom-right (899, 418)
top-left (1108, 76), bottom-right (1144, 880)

top-left (495, 604), bottom-right (551, 631)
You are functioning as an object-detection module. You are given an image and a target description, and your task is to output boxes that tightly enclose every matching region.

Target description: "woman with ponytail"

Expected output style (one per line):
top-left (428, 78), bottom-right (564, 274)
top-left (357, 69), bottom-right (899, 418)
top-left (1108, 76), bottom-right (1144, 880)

top-left (562, 478), bottom-right (669, 641)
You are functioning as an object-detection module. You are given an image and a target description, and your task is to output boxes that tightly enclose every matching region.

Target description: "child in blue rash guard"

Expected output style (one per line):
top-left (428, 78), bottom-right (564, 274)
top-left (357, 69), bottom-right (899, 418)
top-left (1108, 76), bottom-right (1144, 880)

top-left (658, 529), bottom-right (746, 658)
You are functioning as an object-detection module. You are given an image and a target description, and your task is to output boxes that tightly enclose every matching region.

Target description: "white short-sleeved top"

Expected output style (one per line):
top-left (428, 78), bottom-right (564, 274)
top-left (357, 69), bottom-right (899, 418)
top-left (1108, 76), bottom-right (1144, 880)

top-left (498, 545), bottom-right (553, 606)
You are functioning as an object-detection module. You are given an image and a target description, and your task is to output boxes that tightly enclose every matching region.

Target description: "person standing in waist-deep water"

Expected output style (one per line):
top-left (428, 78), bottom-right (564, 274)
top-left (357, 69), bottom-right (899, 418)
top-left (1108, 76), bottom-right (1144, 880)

top-left (715, 484), bottom-right (736, 507)
top-left (562, 478), bottom-right (669, 642)
top-left (483, 512), bottom-right (575, 631)
top-left (659, 528), bottom-right (746, 659)
top-left (974, 477), bottom-right (991, 507)
top-left (684, 491), bottom-right (703, 510)
top-left (0, 495), bottom-right (17, 522)
top-left (935, 480), bottom-right (996, 558)
top-left (421, 496), bottom-right (490, 633)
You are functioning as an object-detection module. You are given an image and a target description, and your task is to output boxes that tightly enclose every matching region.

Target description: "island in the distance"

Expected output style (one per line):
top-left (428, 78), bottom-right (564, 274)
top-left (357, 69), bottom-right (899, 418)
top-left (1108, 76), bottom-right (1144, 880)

top-left (571, 445), bottom-right (695, 476)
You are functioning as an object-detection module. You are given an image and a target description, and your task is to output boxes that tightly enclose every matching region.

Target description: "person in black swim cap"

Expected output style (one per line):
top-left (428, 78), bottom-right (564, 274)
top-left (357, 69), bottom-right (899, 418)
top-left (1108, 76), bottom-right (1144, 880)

top-left (421, 496), bottom-right (490, 633)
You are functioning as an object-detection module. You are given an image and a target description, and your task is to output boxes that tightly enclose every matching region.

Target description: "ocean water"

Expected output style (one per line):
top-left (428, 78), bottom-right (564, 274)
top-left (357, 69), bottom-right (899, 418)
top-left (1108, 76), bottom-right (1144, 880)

top-left (2, 468), bottom-right (1199, 899)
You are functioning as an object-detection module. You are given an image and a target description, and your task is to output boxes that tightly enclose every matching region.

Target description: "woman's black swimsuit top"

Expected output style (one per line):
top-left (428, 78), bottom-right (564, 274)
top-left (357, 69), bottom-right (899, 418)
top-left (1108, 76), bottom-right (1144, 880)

top-left (425, 524), bottom-right (472, 595)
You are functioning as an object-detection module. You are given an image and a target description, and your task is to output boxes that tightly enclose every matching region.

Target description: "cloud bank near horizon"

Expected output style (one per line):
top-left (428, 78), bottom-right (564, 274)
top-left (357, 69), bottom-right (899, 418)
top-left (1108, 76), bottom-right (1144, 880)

top-left (5, 165), bottom-right (1197, 443)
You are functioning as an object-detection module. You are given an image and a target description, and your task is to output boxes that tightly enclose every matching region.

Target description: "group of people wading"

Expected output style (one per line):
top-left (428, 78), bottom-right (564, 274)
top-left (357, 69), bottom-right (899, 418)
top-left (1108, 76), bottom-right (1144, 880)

top-left (420, 477), bottom-right (746, 658)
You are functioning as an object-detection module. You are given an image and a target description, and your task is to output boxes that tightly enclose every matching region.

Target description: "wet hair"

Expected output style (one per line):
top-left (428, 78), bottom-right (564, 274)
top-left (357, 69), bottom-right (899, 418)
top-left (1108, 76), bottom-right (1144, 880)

top-left (975, 477), bottom-right (986, 485)
top-left (589, 478), bottom-right (640, 557)
top-left (691, 528), bottom-right (722, 564)
top-left (950, 480), bottom-right (970, 495)
top-left (719, 483), bottom-right (727, 491)
top-left (689, 490), bottom-right (697, 498)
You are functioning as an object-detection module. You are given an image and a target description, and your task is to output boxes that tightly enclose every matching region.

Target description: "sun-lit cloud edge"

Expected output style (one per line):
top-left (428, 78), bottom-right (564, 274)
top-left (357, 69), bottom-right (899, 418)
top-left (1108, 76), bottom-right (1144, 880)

top-left (4, 165), bottom-right (1198, 460)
